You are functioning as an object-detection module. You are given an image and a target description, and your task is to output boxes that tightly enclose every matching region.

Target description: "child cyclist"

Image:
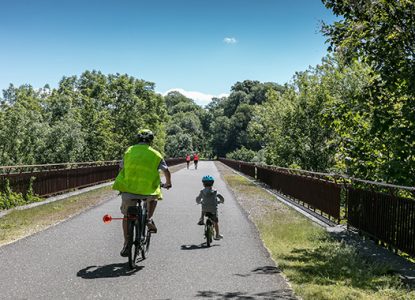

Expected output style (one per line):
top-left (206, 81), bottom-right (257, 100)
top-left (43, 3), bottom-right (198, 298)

top-left (196, 175), bottom-right (224, 240)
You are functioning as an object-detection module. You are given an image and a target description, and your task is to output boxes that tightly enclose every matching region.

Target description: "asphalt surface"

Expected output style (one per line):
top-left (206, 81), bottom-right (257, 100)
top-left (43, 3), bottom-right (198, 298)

top-left (0, 161), bottom-right (295, 300)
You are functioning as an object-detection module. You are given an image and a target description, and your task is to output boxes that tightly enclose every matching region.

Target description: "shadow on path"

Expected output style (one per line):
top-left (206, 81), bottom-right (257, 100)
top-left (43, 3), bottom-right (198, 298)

top-left (77, 263), bottom-right (143, 279)
top-left (195, 289), bottom-right (295, 299)
top-left (181, 244), bottom-right (220, 250)
top-left (234, 266), bottom-right (281, 277)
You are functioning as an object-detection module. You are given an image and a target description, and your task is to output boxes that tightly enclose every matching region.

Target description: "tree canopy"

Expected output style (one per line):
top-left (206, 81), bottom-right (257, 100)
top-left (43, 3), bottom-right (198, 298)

top-left (0, 71), bottom-right (167, 165)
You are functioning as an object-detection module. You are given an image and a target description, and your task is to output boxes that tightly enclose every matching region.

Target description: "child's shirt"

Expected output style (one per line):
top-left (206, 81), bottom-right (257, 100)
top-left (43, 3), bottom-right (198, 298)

top-left (196, 187), bottom-right (224, 213)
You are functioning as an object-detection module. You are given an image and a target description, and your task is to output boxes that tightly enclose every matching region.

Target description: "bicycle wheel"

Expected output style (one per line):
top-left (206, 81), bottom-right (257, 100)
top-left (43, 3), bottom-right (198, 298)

top-left (128, 219), bottom-right (139, 269)
top-left (205, 222), bottom-right (212, 247)
top-left (143, 215), bottom-right (152, 256)
top-left (145, 231), bottom-right (151, 253)
top-left (140, 226), bottom-right (152, 259)
top-left (140, 210), bottom-right (148, 259)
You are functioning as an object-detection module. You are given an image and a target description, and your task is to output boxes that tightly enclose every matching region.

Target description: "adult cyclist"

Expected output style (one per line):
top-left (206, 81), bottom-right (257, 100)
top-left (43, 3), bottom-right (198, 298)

top-left (112, 129), bottom-right (172, 257)
top-left (193, 152), bottom-right (199, 169)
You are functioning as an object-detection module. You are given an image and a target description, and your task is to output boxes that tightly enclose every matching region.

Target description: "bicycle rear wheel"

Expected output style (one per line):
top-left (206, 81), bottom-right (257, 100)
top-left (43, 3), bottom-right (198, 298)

top-left (128, 219), bottom-right (139, 269)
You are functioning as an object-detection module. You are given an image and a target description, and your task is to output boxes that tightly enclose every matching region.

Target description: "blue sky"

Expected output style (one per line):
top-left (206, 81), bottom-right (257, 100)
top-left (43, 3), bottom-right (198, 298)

top-left (0, 0), bottom-right (337, 105)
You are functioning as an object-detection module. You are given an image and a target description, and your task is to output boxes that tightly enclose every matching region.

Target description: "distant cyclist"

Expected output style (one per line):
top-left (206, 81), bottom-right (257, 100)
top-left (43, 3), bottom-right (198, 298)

top-left (196, 175), bottom-right (224, 240)
top-left (112, 129), bottom-right (172, 257)
top-left (185, 153), bottom-right (191, 169)
top-left (193, 152), bottom-right (199, 169)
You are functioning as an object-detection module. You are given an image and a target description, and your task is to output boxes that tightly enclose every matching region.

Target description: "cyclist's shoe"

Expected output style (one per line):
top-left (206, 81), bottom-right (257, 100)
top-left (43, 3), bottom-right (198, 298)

top-left (214, 234), bottom-right (223, 240)
top-left (147, 219), bottom-right (157, 233)
top-left (197, 219), bottom-right (204, 225)
top-left (120, 243), bottom-right (129, 257)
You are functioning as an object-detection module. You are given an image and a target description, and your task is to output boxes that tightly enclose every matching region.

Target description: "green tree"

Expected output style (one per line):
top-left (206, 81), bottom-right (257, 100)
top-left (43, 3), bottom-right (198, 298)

top-left (249, 63), bottom-right (338, 171)
top-left (164, 91), bottom-right (206, 156)
top-left (165, 132), bottom-right (193, 158)
top-left (322, 0), bottom-right (415, 184)
top-left (0, 85), bottom-right (48, 165)
top-left (322, 0), bottom-right (415, 92)
top-left (207, 81), bottom-right (285, 157)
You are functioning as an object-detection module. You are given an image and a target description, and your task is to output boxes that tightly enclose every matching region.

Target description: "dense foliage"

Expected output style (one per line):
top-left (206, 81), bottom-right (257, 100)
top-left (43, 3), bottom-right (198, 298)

top-left (0, 71), bottom-right (167, 165)
top-left (321, 0), bottom-right (415, 185)
top-left (164, 91), bottom-right (209, 158)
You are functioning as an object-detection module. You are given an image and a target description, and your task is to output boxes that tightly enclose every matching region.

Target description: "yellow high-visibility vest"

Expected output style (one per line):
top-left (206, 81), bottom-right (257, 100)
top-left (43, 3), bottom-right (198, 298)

top-left (112, 144), bottom-right (163, 198)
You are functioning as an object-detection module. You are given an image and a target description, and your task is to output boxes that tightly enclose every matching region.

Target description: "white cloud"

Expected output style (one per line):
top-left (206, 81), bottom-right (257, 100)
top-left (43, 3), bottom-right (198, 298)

top-left (223, 37), bottom-right (237, 44)
top-left (161, 88), bottom-right (229, 106)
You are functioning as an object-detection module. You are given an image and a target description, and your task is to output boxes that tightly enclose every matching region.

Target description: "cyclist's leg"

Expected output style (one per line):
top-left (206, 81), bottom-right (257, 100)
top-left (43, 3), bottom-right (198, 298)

top-left (198, 211), bottom-right (205, 225)
top-left (146, 198), bottom-right (158, 233)
top-left (214, 222), bottom-right (219, 236)
top-left (147, 199), bottom-right (158, 220)
top-left (120, 194), bottom-right (136, 255)
top-left (213, 214), bottom-right (223, 239)
top-left (123, 218), bottom-right (128, 241)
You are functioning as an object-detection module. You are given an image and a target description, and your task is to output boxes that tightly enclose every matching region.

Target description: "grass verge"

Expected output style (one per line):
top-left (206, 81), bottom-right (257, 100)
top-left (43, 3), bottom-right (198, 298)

top-left (0, 186), bottom-right (116, 246)
top-left (219, 165), bottom-right (414, 300)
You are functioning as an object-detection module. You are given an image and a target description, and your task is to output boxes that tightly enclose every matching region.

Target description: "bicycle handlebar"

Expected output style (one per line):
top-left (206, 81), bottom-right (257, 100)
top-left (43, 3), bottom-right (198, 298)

top-left (160, 182), bottom-right (172, 189)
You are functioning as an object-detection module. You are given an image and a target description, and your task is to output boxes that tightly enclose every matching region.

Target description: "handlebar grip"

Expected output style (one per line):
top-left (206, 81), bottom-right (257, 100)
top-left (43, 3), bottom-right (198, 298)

top-left (161, 183), bottom-right (172, 189)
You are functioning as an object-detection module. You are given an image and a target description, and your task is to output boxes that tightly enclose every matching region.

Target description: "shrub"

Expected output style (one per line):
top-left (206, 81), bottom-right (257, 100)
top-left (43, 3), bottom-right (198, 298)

top-left (0, 178), bottom-right (42, 210)
top-left (227, 147), bottom-right (257, 162)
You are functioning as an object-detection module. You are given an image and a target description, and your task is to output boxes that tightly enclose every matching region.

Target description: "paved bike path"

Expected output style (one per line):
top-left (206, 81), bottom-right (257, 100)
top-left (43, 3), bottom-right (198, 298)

top-left (0, 161), bottom-right (295, 299)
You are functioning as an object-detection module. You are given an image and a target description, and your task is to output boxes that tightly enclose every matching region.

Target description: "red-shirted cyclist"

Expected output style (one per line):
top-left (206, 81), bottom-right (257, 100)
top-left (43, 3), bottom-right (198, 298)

top-left (186, 154), bottom-right (191, 169)
top-left (193, 152), bottom-right (199, 169)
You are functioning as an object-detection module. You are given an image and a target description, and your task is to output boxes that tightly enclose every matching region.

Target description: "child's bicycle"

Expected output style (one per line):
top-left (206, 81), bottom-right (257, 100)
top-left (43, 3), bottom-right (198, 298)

top-left (203, 213), bottom-right (216, 247)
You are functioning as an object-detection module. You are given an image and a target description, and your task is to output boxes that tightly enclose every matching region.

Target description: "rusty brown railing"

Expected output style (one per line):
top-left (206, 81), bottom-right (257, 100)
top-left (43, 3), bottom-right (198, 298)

top-left (0, 158), bottom-right (185, 197)
top-left (347, 187), bottom-right (415, 256)
top-left (257, 165), bottom-right (341, 220)
top-left (0, 161), bottom-right (120, 197)
top-left (220, 158), bottom-right (341, 221)
top-left (219, 157), bottom-right (415, 257)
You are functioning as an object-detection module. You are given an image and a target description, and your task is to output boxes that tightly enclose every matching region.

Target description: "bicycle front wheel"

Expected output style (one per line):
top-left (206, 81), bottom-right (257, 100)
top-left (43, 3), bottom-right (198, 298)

top-left (205, 224), bottom-right (212, 247)
top-left (141, 227), bottom-right (151, 259)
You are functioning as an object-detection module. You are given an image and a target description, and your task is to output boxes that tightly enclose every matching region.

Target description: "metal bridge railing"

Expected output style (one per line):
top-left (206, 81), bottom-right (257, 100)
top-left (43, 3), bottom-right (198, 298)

top-left (219, 158), bottom-right (415, 257)
top-left (0, 158), bottom-right (185, 197)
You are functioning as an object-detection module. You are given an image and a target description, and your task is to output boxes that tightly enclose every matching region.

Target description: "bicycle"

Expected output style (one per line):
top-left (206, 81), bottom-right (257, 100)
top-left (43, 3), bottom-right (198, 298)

top-left (125, 197), bottom-right (151, 269)
top-left (125, 183), bottom-right (171, 268)
top-left (203, 212), bottom-right (216, 247)
top-left (103, 184), bottom-right (170, 269)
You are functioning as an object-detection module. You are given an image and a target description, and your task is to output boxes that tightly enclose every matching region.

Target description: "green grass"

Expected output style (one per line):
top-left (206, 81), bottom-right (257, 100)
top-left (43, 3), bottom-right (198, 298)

top-left (0, 186), bottom-right (117, 246)
top-left (221, 171), bottom-right (415, 300)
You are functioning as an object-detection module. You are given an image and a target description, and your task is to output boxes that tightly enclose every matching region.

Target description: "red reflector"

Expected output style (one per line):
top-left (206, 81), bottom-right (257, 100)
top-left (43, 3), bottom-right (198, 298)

top-left (103, 214), bottom-right (112, 224)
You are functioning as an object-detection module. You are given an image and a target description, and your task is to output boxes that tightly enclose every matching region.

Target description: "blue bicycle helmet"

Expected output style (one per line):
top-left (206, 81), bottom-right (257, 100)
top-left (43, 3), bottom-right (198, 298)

top-left (202, 175), bottom-right (214, 186)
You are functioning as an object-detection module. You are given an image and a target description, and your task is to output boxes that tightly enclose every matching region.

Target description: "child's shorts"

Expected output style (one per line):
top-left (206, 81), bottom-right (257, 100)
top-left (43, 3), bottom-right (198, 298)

top-left (203, 212), bottom-right (218, 223)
